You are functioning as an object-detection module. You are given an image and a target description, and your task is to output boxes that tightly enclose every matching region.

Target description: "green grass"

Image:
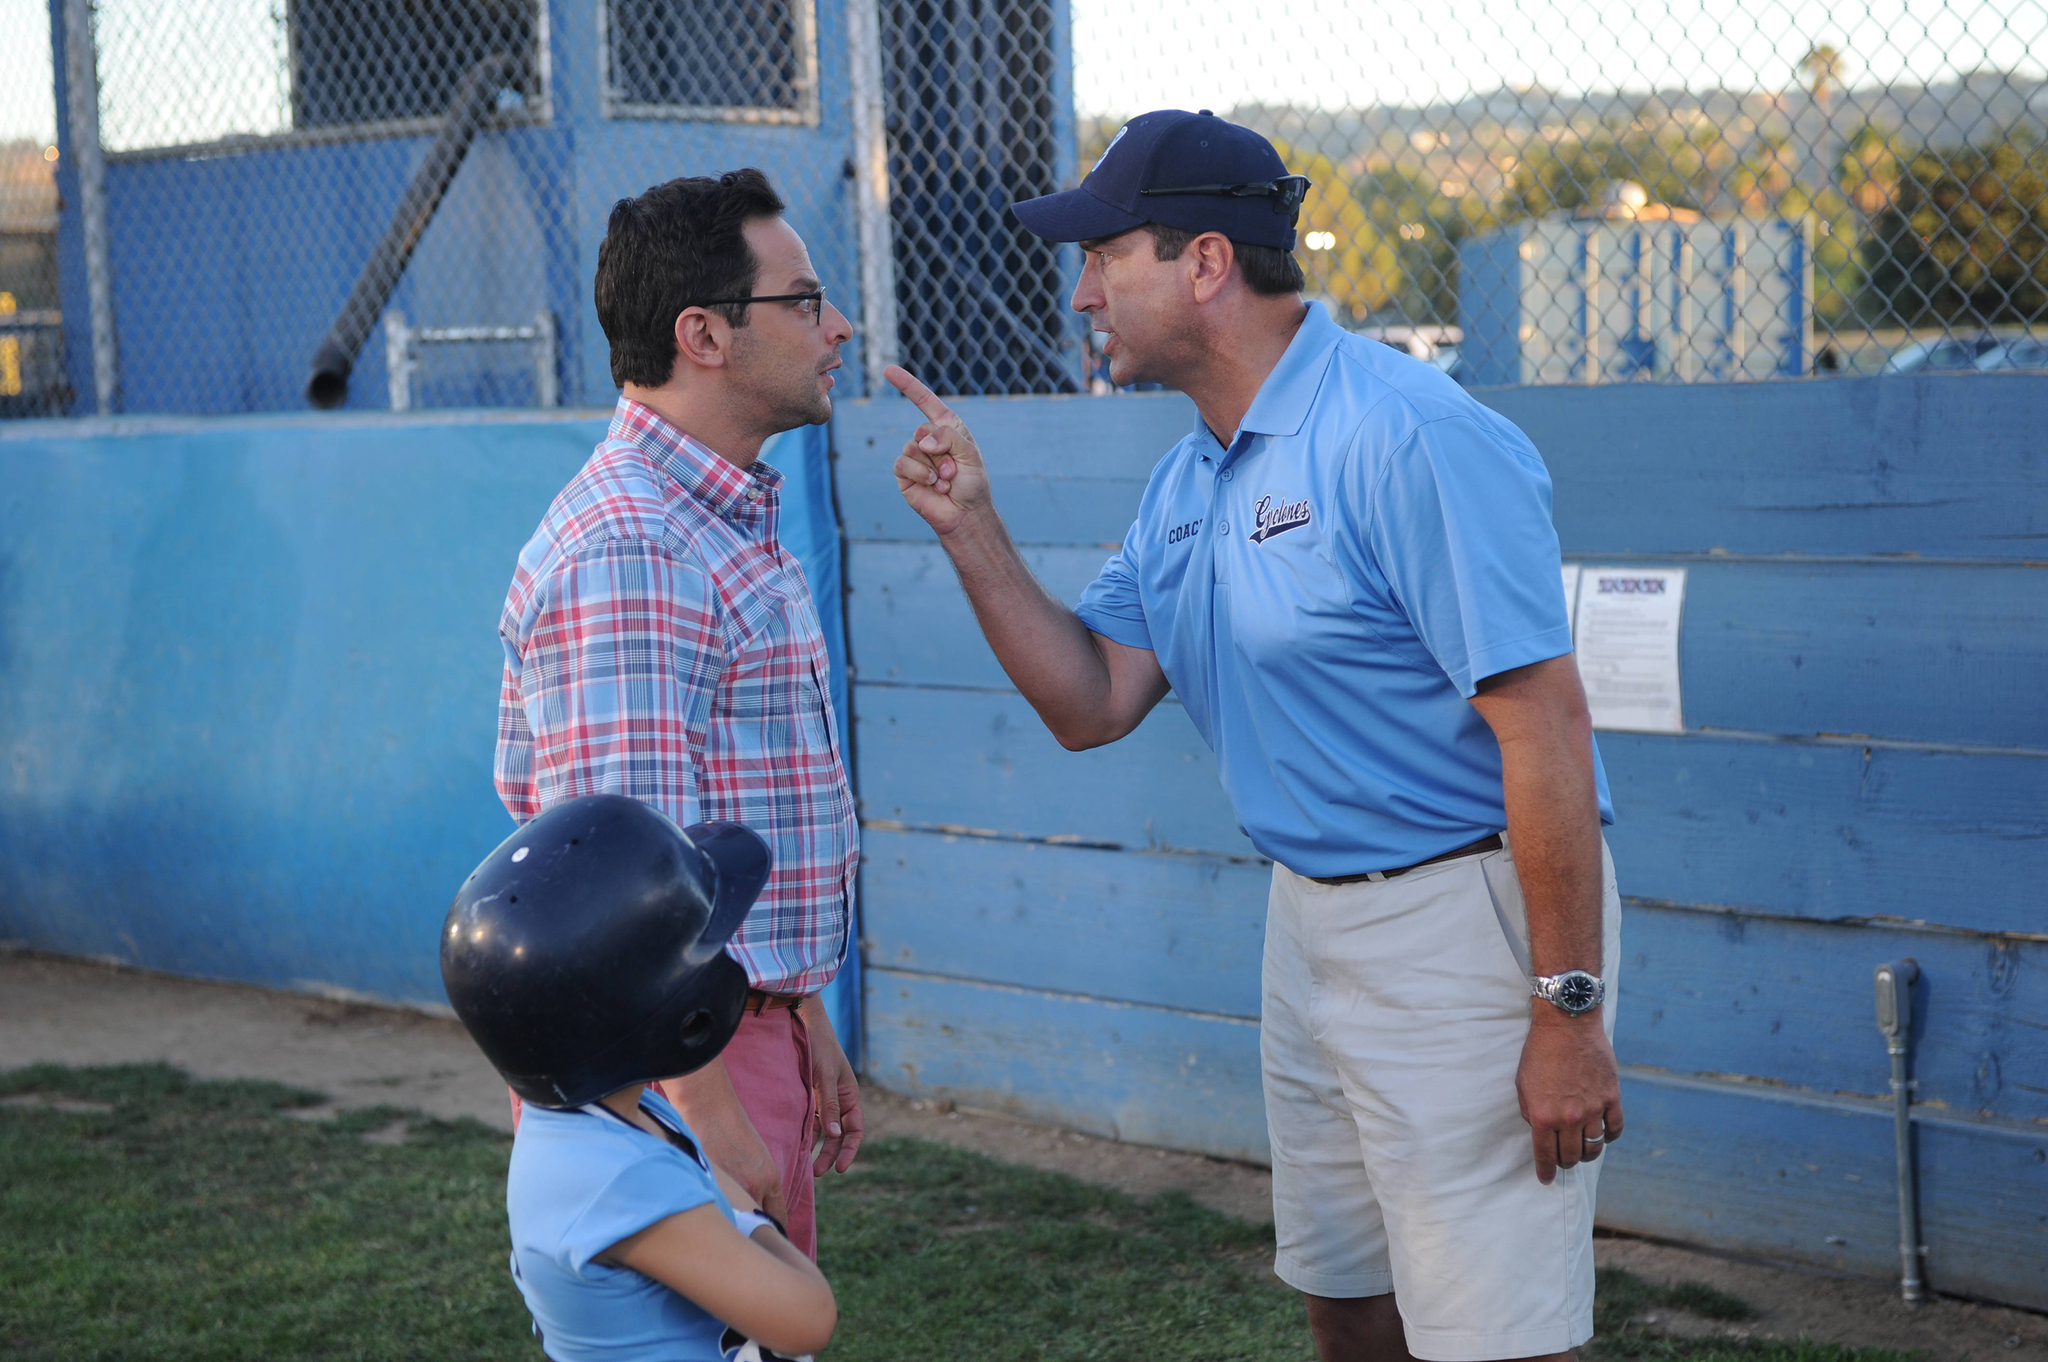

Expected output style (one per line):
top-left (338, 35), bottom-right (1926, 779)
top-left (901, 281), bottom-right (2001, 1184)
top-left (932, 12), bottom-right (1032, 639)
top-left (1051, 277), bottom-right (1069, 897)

top-left (0, 1065), bottom-right (1918, 1362)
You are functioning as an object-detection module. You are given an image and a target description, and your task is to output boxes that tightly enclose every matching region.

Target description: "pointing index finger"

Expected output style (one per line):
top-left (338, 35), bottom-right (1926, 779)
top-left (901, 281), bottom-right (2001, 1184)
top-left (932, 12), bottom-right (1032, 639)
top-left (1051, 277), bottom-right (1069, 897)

top-left (883, 364), bottom-right (955, 424)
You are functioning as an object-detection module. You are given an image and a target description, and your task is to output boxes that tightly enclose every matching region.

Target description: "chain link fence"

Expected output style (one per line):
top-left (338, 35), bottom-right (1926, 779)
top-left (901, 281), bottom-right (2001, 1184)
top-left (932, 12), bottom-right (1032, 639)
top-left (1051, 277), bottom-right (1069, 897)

top-left (1072, 0), bottom-right (2048, 386)
top-left (1, 1), bottom-right (64, 416)
top-left (1, 0), bottom-right (2042, 417)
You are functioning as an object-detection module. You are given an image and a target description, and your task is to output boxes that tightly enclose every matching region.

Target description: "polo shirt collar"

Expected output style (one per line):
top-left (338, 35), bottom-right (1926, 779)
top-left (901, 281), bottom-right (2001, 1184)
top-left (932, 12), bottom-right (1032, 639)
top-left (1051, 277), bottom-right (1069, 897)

top-left (612, 397), bottom-right (782, 521)
top-left (1230, 301), bottom-right (1344, 440)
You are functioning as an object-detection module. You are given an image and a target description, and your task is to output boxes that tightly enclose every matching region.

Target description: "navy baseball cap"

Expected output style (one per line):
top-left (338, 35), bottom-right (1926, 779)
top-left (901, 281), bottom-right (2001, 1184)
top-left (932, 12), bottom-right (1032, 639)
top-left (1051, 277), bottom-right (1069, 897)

top-left (1012, 109), bottom-right (1309, 250)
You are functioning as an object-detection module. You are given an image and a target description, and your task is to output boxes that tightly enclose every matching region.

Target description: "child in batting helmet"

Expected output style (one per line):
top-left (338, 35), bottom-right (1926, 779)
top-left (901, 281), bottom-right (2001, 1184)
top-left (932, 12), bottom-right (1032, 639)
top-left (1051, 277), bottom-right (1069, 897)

top-left (442, 793), bottom-right (836, 1362)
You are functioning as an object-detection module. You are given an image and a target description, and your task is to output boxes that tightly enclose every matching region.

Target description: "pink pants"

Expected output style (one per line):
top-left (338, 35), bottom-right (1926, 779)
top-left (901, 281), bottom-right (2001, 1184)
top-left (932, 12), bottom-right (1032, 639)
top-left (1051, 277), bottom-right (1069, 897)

top-left (718, 1006), bottom-right (818, 1258)
top-left (506, 1005), bottom-right (819, 1259)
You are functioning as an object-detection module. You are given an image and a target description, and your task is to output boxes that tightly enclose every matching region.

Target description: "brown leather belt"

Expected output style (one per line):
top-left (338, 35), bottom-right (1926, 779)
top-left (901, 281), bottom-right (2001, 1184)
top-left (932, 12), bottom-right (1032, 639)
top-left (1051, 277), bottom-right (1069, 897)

top-left (742, 989), bottom-right (805, 1016)
top-left (1309, 833), bottom-right (1504, 887)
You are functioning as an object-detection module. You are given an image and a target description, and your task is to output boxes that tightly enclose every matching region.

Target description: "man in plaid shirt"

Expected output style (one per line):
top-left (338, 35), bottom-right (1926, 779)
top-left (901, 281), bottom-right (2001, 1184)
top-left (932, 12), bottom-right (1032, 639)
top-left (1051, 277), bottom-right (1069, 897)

top-left (495, 168), bottom-right (860, 1257)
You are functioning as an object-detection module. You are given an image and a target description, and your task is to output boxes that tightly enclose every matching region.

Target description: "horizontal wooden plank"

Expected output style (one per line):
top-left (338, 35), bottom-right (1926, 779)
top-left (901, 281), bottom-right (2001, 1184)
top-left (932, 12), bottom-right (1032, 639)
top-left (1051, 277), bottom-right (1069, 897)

top-left (849, 544), bottom-right (2048, 748)
top-left (1619, 904), bottom-right (2048, 1126)
top-left (1600, 1073), bottom-right (2048, 1311)
top-left (858, 828), bottom-right (1268, 1019)
top-left (834, 391), bottom-right (1195, 546)
top-left (1601, 732), bottom-right (2047, 938)
top-left (853, 685), bottom-right (1256, 859)
top-left (855, 687), bottom-right (2045, 936)
top-left (1488, 374), bottom-right (2048, 560)
top-left (1677, 560), bottom-right (2045, 748)
top-left (862, 967), bottom-right (1269, 1162)
top-left (846, 543), bottom-right (1101, 686)
top-left (862, 968), bottom-right (2048, 1309)
top-left (857, 832), bottom-right (2047, 1122)
top-left (837, 375), bottom-right (2048, 558)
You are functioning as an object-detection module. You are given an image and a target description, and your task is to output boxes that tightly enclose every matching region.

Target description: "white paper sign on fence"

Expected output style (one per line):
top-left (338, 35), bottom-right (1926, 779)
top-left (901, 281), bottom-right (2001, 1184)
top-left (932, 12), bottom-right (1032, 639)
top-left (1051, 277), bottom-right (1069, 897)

top-left (1561, 563), bottom-right (1583, 640)
top-left (1572, 567), bottom-right (1687, 732)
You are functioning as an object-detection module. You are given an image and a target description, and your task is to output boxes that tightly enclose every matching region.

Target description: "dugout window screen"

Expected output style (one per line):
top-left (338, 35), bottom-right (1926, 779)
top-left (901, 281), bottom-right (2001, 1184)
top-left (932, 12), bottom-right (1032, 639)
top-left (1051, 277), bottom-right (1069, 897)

top-left (288, 0), bottom-right (547, 133)
top-left (601, 0), bottom-right (821, 125)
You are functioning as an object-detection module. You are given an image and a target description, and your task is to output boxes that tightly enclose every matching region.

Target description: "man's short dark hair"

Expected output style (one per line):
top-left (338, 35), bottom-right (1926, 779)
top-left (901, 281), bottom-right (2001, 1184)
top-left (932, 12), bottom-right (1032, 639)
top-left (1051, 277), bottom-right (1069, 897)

top-left (1143, 223), bottom-right (1305, 296)
top-left (595, 168), bottom-right (787, 388)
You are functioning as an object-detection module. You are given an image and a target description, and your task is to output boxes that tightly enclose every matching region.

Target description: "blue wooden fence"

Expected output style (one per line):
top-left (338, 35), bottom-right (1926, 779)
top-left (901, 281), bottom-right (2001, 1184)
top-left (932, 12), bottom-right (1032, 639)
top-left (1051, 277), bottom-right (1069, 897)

top-left (833, 372), bottom-right (2048, 1310)
top-left (0, 411), bottom-right (860, 1053)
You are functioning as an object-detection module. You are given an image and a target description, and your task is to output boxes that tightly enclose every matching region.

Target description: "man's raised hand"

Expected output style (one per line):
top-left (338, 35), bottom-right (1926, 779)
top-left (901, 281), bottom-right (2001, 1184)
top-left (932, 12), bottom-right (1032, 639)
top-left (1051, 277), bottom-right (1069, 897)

top-left (884, 364), bottom-right (989, 535)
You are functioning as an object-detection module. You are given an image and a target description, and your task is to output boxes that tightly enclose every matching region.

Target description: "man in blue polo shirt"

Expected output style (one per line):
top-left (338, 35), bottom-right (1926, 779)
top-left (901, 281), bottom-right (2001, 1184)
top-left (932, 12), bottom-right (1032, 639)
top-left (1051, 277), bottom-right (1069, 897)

top-left (884, 109), bottom-right (1620, 1362)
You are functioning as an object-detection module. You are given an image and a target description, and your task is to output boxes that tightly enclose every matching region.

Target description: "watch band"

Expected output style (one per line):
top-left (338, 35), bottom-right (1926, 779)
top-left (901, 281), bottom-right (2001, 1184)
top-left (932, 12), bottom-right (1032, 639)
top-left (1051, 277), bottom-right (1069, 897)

top-left (1532, 969), bottom-right (1606, 1015)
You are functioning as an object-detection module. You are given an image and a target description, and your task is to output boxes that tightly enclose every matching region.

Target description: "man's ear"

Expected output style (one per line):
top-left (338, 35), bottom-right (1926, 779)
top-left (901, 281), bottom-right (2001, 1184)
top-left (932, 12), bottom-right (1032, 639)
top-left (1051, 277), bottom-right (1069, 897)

top-left (1188, 233), bottom-right (1236, 304)
top-left (674, 307), bottom-right (729, 373)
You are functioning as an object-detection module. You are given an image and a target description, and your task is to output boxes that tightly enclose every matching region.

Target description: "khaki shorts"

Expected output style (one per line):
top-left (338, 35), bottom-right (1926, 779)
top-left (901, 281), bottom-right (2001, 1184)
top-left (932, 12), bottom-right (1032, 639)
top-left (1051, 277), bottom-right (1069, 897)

top-left (1261, 837), bottom-right (1622, 1362)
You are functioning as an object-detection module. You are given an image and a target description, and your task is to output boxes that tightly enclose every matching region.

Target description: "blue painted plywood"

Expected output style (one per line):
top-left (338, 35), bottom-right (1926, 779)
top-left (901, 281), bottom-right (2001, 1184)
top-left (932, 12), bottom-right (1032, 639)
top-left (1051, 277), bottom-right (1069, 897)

top-left (1601, 733), bottom-right (2046, 937)
top-left (840, 373), bottom-right (2048, 1309)
top-left (846, 542), bottom-right (1102, 686)
top-left (1494, 375), bottom-right (2048, 560)
top-left (859, 828), bottom-right (1268, 1019)
top-left (1675, 560), bottom-right (2047, 748)
top-left (1601, 1074), bottom-right (2048, 1310)
top-left (856, 686), bottom-right (2043, 935)
top-left (853, 685), bottom-right (1254, 859)
top-left (858, 830), bottom-right (2046, 1124)
top-left (1618, 904), bottom-right (2047, 1124)
top-left (833, 390), bottom-right (1194, 544)
top-left (862, 966), bottom-right (1269, 1162)
top-left (838, 376), bottom-right (2048, 558)
top-left (850, 542), bottom-right (2048, 749)
top-left (862, 965), bottom-right (2048, 1309)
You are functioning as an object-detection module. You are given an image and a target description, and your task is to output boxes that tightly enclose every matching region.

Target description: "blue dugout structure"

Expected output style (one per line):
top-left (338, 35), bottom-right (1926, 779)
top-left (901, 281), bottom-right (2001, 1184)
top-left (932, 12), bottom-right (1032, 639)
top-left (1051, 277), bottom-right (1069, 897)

top-left (42, 0), bottom-right (1081, 417)
top-left (835, 372), bottom-right (2047, 1311)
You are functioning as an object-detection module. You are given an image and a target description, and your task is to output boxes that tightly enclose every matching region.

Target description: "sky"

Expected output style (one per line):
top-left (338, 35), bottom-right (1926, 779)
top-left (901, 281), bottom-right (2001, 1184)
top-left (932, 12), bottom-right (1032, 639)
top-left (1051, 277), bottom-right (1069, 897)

top-left (1071, 0), bottom-right (2047, 115)
top-left (3, 0), bottom-right (2042, 147)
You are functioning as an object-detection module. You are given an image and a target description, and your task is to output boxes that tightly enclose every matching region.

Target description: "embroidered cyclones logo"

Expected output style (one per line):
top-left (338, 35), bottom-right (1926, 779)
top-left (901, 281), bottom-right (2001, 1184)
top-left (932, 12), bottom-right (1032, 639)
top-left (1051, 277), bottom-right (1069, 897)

top-left (1250, 494), bottom-right (1313, 543)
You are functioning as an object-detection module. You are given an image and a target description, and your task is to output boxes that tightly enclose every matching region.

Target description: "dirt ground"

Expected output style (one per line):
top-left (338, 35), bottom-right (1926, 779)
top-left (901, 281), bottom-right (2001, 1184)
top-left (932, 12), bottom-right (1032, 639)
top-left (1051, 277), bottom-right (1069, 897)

top-left (3, 947), bottom-right (2042, 1361)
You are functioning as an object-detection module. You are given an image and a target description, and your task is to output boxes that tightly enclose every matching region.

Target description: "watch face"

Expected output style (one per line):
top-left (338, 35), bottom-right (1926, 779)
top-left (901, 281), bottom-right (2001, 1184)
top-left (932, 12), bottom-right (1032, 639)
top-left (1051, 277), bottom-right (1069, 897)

top-left (1559, 974), bottom-right (1599, 1012)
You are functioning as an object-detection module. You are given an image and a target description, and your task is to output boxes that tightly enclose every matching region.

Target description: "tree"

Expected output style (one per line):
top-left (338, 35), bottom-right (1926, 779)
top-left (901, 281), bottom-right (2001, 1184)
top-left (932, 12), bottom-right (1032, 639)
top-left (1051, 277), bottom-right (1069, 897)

top-left (1268, 139), bottom-right (1401, 323)
top-left (1800, 44), bottom-right (1845, 111)
top-left (1857, 134), bottom-right (2048, 327)
top-left (1351, 163), bottom-right (1497, 325)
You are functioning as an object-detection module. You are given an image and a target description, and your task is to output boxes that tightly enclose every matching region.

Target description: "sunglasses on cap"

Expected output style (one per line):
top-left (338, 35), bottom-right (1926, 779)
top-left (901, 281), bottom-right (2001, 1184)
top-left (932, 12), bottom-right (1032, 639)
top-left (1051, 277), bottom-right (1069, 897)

top-left (1139, 174), bottom-right (1312, 222)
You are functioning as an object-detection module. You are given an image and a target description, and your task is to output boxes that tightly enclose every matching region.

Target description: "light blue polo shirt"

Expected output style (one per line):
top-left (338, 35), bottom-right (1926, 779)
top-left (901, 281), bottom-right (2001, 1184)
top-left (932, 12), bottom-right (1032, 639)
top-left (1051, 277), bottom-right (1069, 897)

top-left (1075, 302), bottom-right (1612, 876)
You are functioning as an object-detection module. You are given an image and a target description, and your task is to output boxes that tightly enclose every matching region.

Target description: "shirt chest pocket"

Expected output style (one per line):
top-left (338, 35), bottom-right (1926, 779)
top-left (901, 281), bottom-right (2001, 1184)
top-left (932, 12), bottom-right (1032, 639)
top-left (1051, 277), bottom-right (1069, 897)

top-left (1226, 528), bottom-right (1356, 659)
top-left (716, 585), bottom-right (832, 748)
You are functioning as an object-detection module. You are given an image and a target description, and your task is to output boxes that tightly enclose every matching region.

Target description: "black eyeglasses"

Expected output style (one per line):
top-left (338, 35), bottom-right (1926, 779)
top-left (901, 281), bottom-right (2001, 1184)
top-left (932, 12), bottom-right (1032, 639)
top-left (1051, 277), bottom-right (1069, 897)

top-left (1139, 174), bottom-right (1312, 220)
top-left (687, 287), bottom-right (828, 324)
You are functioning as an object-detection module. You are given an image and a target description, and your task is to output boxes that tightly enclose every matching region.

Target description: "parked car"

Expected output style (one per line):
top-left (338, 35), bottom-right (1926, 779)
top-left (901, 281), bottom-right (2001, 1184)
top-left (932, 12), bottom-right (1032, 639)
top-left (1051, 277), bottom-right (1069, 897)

top-left (1352, 324), bottom-right (1466, 381)
top-left (1883, 335), bottom-right (2001, 372)
top-left (1974, 337), bottom-right (2048, 371)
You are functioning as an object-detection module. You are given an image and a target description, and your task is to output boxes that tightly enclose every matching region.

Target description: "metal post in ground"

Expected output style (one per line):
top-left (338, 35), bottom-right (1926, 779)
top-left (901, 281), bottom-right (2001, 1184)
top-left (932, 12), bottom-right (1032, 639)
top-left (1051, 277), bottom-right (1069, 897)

top-left (1874, 958), bottom-right (1925, 1305)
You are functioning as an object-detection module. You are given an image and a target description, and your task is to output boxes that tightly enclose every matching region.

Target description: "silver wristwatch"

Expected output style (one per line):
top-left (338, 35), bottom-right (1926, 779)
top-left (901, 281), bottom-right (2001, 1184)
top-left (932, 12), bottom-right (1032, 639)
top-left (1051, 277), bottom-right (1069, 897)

top-left (1532, 970), bottom-right (1606, 1016)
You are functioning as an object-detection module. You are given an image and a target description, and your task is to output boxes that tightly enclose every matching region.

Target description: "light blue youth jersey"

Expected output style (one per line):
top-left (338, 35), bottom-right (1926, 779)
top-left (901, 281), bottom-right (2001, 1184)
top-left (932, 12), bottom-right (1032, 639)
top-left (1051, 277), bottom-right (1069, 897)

top-left (1075, 303), bottom-right (1613, 876)
top-left (507, 1089), bottom-right (746, 1362)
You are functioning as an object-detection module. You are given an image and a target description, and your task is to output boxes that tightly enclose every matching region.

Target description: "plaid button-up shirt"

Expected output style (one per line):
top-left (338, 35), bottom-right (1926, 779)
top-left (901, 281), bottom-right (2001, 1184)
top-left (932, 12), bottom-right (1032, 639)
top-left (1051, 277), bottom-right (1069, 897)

top-left (495, 399), bottom-right (857, 994)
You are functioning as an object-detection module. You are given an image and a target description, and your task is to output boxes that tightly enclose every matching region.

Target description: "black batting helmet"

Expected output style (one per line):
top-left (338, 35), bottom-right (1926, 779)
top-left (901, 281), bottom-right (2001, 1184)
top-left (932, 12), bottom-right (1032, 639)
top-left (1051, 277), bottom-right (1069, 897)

top-left (440, 794), bottom-right (769, 1109)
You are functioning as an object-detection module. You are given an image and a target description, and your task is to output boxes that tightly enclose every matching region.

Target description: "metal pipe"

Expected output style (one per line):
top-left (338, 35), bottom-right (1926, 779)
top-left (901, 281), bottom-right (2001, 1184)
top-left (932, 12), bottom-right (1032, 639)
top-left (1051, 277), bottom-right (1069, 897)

top-left (1874, 958), bottom-right (1924, 1305)
top-left (305, 54), bottom-right (512, 409)
top-left (846, 0), bottom-right (900, 393)
top-left (61, 0), bottom-right (118, 415)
